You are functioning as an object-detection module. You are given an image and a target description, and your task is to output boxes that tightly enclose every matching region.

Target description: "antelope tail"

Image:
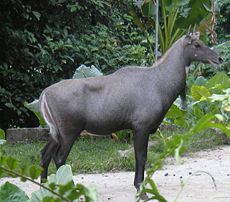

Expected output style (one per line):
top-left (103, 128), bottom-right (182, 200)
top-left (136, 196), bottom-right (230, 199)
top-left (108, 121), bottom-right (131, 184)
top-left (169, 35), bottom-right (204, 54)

top-left (40, 92), bottom-right (59, 142)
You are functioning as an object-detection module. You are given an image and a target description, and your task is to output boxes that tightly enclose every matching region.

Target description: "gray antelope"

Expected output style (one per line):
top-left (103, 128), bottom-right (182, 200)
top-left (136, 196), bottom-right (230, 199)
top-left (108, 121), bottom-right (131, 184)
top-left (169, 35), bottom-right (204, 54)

top-left (39, 33), bottom-right (222, 191)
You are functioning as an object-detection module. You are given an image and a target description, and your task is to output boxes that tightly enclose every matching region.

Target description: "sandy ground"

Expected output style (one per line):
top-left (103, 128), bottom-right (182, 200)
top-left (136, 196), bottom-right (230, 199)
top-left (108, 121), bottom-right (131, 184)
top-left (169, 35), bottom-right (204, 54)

top-left (1, 146), bottom-right (230, 202)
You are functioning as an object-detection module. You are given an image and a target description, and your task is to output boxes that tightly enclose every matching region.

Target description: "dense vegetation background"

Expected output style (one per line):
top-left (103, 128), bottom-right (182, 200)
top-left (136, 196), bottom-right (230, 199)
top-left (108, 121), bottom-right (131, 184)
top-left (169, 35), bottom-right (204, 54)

top-left (0, 0), bottom-right (229, 129)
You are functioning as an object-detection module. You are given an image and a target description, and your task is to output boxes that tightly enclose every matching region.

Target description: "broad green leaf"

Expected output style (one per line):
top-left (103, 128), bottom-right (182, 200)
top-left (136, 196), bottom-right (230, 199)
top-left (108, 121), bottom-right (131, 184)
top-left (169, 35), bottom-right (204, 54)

top-left (224, 105), bottom-right (230, 112)
top-left (215, 114), bottom-right (224, 122)
top-left (166, 104), bottom-right (185, 118)
top-left (202, 122), bottom-right (230, 139)
top-left (0, 128), bottom-right (5, 139)
top-left (206, 72), bottom-right (230, 90)
top-left (209, 94), bottom-right (228, 102)
top-left (24, 101), bottom-right (46, 127)
top-left (141, 0), bottom-right (156, 17)
top-left (42, 197), bottom-right (56, 202)
top-left (209, 88), bottom-right (230, 112)
top-left (0, 139), bottom-right (6, 145)
top-left (176, 0), bottom-right (212, 29)
top-left (29, 165), bottom-right (75, 202)
top-left (29, 165), bottom-right (42, 180)
top-left (24, 100), bottom-right (39, 112)
top-left (34, 111), bottom-right (46, 127)
top-left (193, 105), bottom-right (204, 118)
top-left (0, 182), bottom-right (29, 202)
top-left (57, 181), bottom-right (73, 196)
top-left (175, 139), bottom-right (183, 164)
top-left (190, 113), bottom-right (230, 138)
top-left (0, 128), bottom-right (6, 145)
top-left (139, 178), bottom-right (167, 202)
top-left (32, 11), bottom-right (41, 21)
top-left (190, 113), bottom-right (215, 134)
top-left (72, 65), bottom-right (103, 79)
top-left (6, 157), bottom-right (18, 170)
top-left (165, 104), bottom-right (186, 127)
top-left (195, 76), bottom-right (208, 86)
top-left (76, 184), bottom-right (97, 202)
top-left (129, 7), bottom-right (146, 31)
top-left (191, 85), bottom-right (211, 101)
top-left (55, 164), bottom-right (73, 185)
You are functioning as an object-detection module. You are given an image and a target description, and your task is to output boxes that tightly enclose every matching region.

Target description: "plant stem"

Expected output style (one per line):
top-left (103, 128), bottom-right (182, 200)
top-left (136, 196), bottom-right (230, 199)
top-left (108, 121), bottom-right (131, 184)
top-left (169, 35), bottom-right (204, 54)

top-left (155, 0), bottom-right (159, 61)
top-left (0, 166), bottom-right (71, 202)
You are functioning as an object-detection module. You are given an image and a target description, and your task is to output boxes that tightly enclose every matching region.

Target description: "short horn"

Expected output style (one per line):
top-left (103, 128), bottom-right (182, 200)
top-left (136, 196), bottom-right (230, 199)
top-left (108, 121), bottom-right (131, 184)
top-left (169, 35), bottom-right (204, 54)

top-left (193, 24), bottom-right (196, 34)
top-left (187, 25), bottom-right (191, 35)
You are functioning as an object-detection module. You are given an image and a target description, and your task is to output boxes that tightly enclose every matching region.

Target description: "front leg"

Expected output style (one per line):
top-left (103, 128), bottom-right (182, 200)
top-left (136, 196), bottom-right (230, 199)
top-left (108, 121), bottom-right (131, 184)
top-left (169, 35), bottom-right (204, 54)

top-left (133, 128), bottom-right (150, 190)
top-left (180, 88), bottom-right (187, 110)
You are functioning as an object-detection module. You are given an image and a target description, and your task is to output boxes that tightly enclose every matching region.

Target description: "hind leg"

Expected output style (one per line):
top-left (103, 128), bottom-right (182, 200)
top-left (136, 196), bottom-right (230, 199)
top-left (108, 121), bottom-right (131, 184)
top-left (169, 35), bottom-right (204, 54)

top-left (133, 128), bottom-right (150, 190)
top-left (53, 130), bottom-right (81, 169)
top-left (40, 138), bottom-right (59, 181)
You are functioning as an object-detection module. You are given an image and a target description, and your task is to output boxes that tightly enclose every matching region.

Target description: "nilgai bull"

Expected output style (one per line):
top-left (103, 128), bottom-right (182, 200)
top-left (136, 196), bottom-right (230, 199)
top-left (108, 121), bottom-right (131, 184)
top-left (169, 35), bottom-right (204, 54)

top-left (39, 33), bottom-right (222, 190)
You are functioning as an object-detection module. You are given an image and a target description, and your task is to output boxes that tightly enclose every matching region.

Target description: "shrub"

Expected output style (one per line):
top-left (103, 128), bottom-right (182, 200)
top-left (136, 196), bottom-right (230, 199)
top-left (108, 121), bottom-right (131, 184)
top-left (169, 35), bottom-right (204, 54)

top-left (0, 0), bottom-right (149, 129)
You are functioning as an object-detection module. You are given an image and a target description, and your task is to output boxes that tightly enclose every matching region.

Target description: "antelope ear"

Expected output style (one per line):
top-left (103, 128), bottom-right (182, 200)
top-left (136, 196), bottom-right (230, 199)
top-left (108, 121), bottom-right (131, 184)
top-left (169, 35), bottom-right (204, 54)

top-left (185, 34), bottom-right (192, 45)
top-left (194, 31), bottom-right (200, 39)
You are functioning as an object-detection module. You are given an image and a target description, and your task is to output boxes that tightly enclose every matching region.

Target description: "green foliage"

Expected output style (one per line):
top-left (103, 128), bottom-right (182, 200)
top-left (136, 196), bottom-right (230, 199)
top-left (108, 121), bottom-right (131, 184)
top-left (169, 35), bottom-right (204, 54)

top-left (115, 130), bottom-right (133, 143)
top-left (24, 100), bottom-right (46, 128)
top-left (209, 89), bottom-right (230, 123)
top-left (0, 0), bottom-right (149, 129)
top-left (25, 65), bottom-right (104, 127)
top-left (1, 138), bottom-right (131, 174)
top-left (74, 24), bottom-right (151, 72)
top-left (138, 113), bottom-right (230, 201)
top-left (210, 89), bottom-right (230, 111)
top-left (175, 72), bottom-right (230, 127)
top-left (189, 72), bottom-right (230, 125)
top-left (0, 182), bottom-right (29, 202)
top-left (138, 177), bottom-right (167, 202)
top-left (137, 72), bottom-right (230, 201)
top-left (165, 104), bottom-right (186, 127)
top-left (191, 85), bottom-right (211, 101)
top-left (206, 71), bottom-right (230, 90)
top-left (214, 40), bottom-right (230, 73)
top-left (190, 40), bottom-right (230, 78)
top-left (0, 129), bottom-right (5, 139)
top-left (157, 0), bottom-right (184, 54)
top-left (72, 65), bottom-right (103, 79)
top-left (175, 0), bottom-right (212, 29)
top-left (0, 154), bottom-right (97, 202)
top-left (29, 165), bottom-right (97, 202)
top-left (0, 155), bottom-right (42, 179)
top-left (216, 1), bottom-right (230, 42)
top-left (0, 129), bottom-right (6, 145)
top-left (132, 0), bottom-right (215, 55)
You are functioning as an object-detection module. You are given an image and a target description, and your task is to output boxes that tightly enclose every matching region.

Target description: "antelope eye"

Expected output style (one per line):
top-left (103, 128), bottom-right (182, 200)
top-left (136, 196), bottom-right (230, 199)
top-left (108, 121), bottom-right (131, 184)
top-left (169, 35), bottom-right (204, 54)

top-left (194, 43), bottom-right (201, 48)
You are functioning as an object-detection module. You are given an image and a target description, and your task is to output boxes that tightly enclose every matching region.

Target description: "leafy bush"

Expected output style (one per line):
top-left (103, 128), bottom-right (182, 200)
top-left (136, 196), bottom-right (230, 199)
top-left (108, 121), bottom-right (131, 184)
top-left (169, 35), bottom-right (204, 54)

top-left (137, 72), bottom-right (230, 201)
top-left (131, 0), bottom-right (216, 55)
top-left (0, 143), bottom-right (97, 202)
top-left (0, 163), bottom-right (96, 202)
top-left (165, 72), bottom-right (230, 129)
top-left (0, 128), bottom-right (96, 201)
top-left (0, 129), bottom-right (6, 145)
top-left (24, 100), bottom-right (46, 128)
top-left (25, 64), bottom-right (105, 127)
top-left (216, 1), bottom-right (230, 42)
top-left (189, 40), bottom-right (230, 78)
top-left (0, 0), bottom-right (149, 129)
top-left (214, 40), bottom-right (230, 73)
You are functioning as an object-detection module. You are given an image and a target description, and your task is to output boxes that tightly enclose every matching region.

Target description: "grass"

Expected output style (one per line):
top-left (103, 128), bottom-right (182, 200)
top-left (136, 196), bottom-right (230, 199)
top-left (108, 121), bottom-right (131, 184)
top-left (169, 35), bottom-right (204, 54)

top-left (1, 129), bottom-right (227, 175)
top-left (1, 137), bottom-right (134, 175)
top-left (152, 127), bottom-right (227, 153)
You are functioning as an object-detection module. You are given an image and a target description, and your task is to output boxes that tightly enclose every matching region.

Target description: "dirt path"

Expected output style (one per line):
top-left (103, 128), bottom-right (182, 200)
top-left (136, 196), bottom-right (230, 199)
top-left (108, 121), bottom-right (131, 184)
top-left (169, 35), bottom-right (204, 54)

top-left (1, 146), bottom-right (230, 202)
